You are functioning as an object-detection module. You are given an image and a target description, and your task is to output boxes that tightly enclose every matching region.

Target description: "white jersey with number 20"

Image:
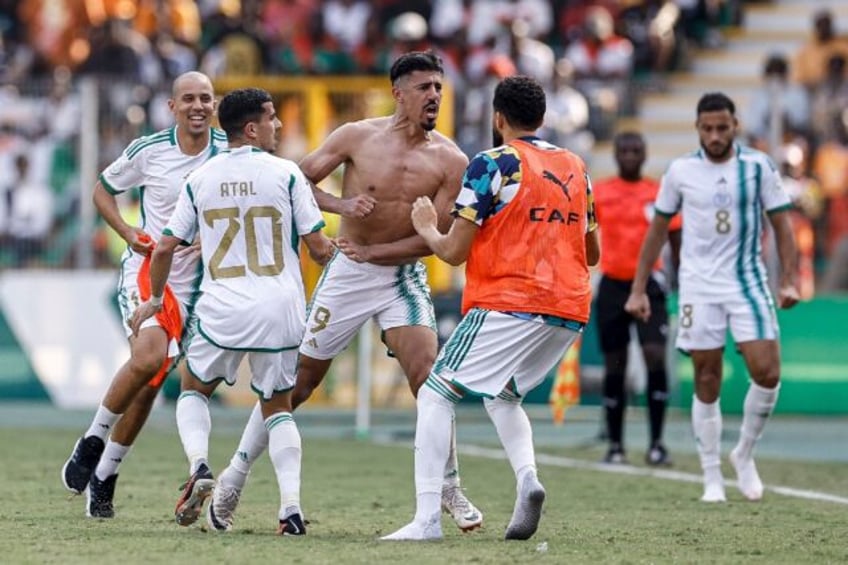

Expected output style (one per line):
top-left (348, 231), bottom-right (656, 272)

top-left (165, 146), bottom-right (325, 351)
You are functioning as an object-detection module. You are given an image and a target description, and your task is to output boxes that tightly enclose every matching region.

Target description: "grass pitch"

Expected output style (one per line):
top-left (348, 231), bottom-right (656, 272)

top-left (3, 406), bottom-right (848, 564)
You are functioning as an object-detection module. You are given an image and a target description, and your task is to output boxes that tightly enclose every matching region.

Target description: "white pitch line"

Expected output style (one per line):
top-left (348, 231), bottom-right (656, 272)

top-left (457, 444), bottom-right (848, 506)
top-left (374, 439), bottom-right (848, 506)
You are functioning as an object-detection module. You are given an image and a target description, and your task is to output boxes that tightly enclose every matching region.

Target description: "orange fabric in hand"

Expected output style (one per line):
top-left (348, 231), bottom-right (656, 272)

top-left (136, 235), bottom-right (183, 387)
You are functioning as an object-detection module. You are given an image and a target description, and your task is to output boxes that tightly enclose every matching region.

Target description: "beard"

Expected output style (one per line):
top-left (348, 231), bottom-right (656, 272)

top-left (701, 139), bottom-right (733, 161)
top-left (492, 127), bottom-right (503, 147)
top-left (421, 118), bottom-right (436, 132)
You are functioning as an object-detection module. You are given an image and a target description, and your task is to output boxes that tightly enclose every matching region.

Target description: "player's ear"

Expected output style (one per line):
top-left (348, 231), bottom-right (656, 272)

top-left (244, 121), bottom-right (257, 139)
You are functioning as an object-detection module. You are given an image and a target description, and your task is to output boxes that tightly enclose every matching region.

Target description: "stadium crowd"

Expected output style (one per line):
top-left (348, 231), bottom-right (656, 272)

top-left (0, 0), bottom-right (845, 293)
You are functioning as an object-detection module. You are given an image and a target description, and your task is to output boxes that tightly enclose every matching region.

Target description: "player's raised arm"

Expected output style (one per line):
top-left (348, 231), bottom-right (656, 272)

top-left (299, 122), bottom-right (376, 218)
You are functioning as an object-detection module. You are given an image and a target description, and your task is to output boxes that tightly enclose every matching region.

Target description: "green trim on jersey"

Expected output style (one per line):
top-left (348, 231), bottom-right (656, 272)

top-left (161, 228), bottom-right (192, 247)
top-left (126, 129), bottom-right (173, 160)
top-left (197, 320), bottom-right (300, 353)
top-left (767, 203), bottom-right (793, 215)
top-left (181, 258), bottom-right (204, 342)
top-left (749, 163), bottom-right (774, 315)
top-left (304, 250), bottom-right (339, 321)
top-left (264, 412), bottom-right (294, 430)
top-left (736, 159), bottom-right (765, 339)
top-left (308, 221), bottom-right (325, 234)
top-left (252, 382), bottom-right (295, 398)
top-left (138, 186), bottom-right (147, 229)
top-left (394, 264), bottom-right (422, 326)
top-left (286, 175), bottom-right (299, 254)
top-left (184, 357), bottom-right (228, 388)
top-left (654, 207), bottom-right (677, 218)
top-left (99, 173), bottom-right (122, 195)
top-left (434, 308), bottom-right (487, 374)
top-left (425, 376), bottom-right (463, 403)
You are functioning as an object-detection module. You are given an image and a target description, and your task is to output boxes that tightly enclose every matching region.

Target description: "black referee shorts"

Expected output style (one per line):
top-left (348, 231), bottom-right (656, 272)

top-left (595, 275), bottom-right (669, 354)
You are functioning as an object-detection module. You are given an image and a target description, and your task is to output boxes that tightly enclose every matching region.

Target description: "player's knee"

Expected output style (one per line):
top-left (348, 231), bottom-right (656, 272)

top-left (406, 358), bottom-right (435, 395)
top-left (750, 365), bottom-right (780, 389)
top-left (127, 350), bottom-right (165, 380)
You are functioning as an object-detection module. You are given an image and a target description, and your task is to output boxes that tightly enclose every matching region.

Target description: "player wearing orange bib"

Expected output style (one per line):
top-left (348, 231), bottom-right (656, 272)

top-left (383, 75), bottom-right (599, 542)
top-left (593, 131), bottom-right (681, 466)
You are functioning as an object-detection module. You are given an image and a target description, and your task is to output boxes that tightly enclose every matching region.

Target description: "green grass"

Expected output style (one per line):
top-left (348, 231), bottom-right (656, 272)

top-left (4, 422), bottom-right (848, 564)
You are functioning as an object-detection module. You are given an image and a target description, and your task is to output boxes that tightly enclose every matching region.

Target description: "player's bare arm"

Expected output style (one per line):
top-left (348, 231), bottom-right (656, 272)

top-left (93, 181), bottom-right (154, 256)
top-left (768, 209), bottom-right (800, 309)
top-left (302, 231), bottom-right (337, 266)
top-left (625, 213), bottom-right (672, 321)
top-left (411, 196), bottom-right (478, 266)
top-left (299, 121), bottom-right (377, 218)
top-left (129, 234), bottom-right (181, 336)
top-left (585, 228), bottom-right (600, 267)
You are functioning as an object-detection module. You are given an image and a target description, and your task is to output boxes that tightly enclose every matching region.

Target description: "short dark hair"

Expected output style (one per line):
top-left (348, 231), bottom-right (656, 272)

top-left (613, 130), bottom-right (645, 149)
top-left (389, 50), bottom-right (443, 85)
top-left (217, 87), bottom-right (273, 140)
top-left (493, 75), bottom-right (546, 130)
top-left (764, 54), bottom-right (788, 77)
top-left (696, 92), bottom-right (736, 117)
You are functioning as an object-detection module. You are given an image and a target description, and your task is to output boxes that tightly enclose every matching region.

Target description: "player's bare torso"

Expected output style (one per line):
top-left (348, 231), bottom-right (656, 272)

top-left (337, 117), bottom-right (464, 246)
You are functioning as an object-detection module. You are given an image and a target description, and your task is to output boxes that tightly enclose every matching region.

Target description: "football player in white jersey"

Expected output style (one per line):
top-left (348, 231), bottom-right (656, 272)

top-left (626, 92), bottom-right (799, 503)
top-left (203, 51), bottom-right (483, 535)
top-left (61, 72), bottom-right (227, 518)
top-left (131, 87), bottom-right (335, 534)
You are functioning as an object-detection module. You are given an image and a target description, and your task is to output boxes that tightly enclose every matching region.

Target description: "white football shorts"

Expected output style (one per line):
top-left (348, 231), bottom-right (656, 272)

top-left (432, 308), bottom-right (582, 399)
top-left (183, 325), bottom-right (299, 400)
top-left (675, 297), bottom-right (779, 351)
top-left (299, 252), bottom-right (436, 360)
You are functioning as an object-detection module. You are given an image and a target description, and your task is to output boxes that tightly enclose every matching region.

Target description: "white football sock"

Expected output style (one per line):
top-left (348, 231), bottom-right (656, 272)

top-left (414, 384), bottom-right (456, 524)
top-left (266, 412), bottom-right (301, 519)
top-left (176, 391), bottom-right (211, 474)
top-left (735, 381), bottom-right (780, 460)
top-left (85, 405), bottom-right (121, 441)
top-left (484, 394), bottom-right (537, 481)
top-left (94, 441), bottom-right (131, 481)
top-left (692, 395), bottom-right (722, 472)
top-left (443, 422), bottom-right (461, 489)
top-left (220, 402), bottom-right (269, 489)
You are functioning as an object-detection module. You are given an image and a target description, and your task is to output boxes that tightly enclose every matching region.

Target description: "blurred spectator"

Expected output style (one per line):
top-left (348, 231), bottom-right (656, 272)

top-left (261, 0), bottom-right (316, 73)
top-left (792, 9), bottom-right (848, 90)
top-left (565, 6), bottom-right (634, 140)
top-left (540, 58), bottom-right (593, 159)
top-left (810, 54), bottom-right (848, 144)
top-left (745, 54), bottom-right (810, 153)
top-left (18, 0), bottom-right (94, 71)
top-left (565, 6), bottom-right (634, 80)
top-left (199, 3), bottom-right (267, 77)
top-left (617, 0), bottom-right (681, 80)
top-left (765, 141), bottom-right (822, 299)
top-left (430, 0), bottom-right (470, 43)
top-left (812, 121), bottom-right (848, 267)
top-left (7, 153), bottom-right (54, 267)
top-left (79, 17), bottom-right (160, 84)
top-left (134, 0), bottom-right (201, 45)
top-left (510, 18), bottom-right (555, 85)
top-left (675, 0), bottom-right (726, 49)
top-left (308, 10), bottom-right (357, 74)
top-left (321, 0), bottom-right (372, 54)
